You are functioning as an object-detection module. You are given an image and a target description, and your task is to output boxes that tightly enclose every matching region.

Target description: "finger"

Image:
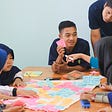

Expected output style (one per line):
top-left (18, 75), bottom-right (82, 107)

top-left (22, 82), bottom-right (26, 86)
top-left (62, 60), bottom-right (67, 64)
top-left (12, 82), bottom-right (16, 86)
top-left (15, 83), bottom-right (20, 87)
top-left (18, 83), bottom-right (24, 87)
top-left (97, 109), bottom-right (106, 112)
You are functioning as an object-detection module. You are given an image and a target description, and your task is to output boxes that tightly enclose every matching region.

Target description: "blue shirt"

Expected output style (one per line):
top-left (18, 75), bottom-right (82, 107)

top-left (48, 38), bottom-right (91, 69)
top-left (90, 57), bottom-right (99, 69)
top-left (89, 0), bottom-right (112, 37)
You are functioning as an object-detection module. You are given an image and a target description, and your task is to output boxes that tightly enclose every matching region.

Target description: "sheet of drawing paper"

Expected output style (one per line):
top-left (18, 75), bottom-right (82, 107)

top-left (4, 79), bottom-right (100, 112)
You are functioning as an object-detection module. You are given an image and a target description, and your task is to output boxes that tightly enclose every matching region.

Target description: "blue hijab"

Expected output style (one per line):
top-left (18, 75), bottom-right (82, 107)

top-left (0, 48), bottom-right (7, 71)
top-left (0, 44), bottom-right (21, 85)
top-left (0, 43), bottom-right (14, 59)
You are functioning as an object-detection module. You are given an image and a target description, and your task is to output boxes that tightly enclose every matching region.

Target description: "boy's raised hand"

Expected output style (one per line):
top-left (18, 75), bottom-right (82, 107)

top-left (57, 46), bottom-right (65, 58)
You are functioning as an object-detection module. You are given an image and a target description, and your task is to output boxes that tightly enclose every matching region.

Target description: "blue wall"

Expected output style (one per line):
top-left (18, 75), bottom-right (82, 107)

top-left (0, 0), bottom-right (95, 69)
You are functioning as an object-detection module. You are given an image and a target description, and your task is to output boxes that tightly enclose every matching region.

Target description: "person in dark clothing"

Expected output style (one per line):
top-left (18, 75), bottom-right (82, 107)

top-left (89, 0), bottom-right (112, 52)
top-left (0, 44), bottom-right (24, 87)
top-left (80, 36), bottom-right (112, 112)
top-left (94, 36), bottom-right (112, 85)
top-left (0, 48), bottom-right (38, 112)
top-left (48, 20), bottom-right (90, 74)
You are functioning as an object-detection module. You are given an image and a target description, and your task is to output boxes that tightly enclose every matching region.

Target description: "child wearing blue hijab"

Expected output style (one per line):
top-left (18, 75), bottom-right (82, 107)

top-left (0, 43), bottom-right (24, 87)
top-left (0, 49), bottom-right (7, 72)
top-left (0, 48), bottom-right (38, 112)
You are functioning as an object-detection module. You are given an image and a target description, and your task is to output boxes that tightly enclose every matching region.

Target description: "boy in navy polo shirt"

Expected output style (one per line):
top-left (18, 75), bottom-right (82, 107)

top-left (48, 20), bottom-right (90, 74)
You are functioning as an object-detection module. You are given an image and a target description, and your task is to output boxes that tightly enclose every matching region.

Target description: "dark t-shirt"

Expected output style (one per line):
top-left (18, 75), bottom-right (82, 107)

top-left (0, 66), bottom-right (21, 85)
top-left (89, 0), bottom-right (112, 37)
top-left (48, 38), bottom-right (90, 69)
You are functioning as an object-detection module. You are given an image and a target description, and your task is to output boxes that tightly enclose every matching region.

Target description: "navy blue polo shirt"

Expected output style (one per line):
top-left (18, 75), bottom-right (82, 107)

top-left (0, 66), bottom-right (21, 85)
top-left (48, 38), bottom-right (90, 69)
top-left (89, 0), bottom-right (112, 37)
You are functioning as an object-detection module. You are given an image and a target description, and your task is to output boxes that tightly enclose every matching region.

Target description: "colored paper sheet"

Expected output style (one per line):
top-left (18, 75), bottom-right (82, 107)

top-left (56, 39), bottom-right (66, 47)
top-left (23, 71), bottom-right (42, 77)
top-left (4, 79), bottom-right (99, 112)
top-left (82, 76), bottom-right (102, 86)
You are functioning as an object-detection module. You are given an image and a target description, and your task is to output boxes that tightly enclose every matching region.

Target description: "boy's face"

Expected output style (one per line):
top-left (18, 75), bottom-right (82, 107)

top-left (102, 5), bottom-right (112, 22)
top-left (59, 27), bottom-right (77, 49)
top-left (3, 53), bottom-right (14, 71)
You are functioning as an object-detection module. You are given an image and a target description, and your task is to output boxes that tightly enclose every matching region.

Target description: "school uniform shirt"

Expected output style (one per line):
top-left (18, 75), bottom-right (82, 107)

top-left (94, 36), bottom-right (112, 84)
top-left (94, 92), bottom-right (109, 103)
top-left (0, 44), bottom-right (23, 86)
top-left (0, 85), bottom-right (14, 96)
top-left (0, 66), bottom-right (23, 85)
top-left (89, 0), bottom-right (112, 37)
top-left (48, 38), bottom-right (90, 69)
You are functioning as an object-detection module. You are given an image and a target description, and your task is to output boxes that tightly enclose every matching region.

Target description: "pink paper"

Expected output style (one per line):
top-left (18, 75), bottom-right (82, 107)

top-left (56, 39), bottom-right (66, 47)
top-left (12, 100), bottom-right (25, 106)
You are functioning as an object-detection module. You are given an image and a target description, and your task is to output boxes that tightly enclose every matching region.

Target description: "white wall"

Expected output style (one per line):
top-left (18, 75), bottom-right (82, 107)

top-left (0, 0), bottom-right (95, 69)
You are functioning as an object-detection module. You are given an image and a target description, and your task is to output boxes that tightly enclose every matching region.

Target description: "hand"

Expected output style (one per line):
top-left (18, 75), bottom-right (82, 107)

top-left (100, 83), bottom-right (112, 91)
top-left (17, 89), bottom-right (39, 98)
top-left (4, 106), bottom-right (24, 112)
top-left (80, 91), bottom-right (95, 101)
top-left (97, 106), bottom-right (112, 112)
top-left (0, 93), bottom-right (15, 100)
top-left (57, 46), bottom-right (65, 57)
top-left (66, 54), bottom-right (79, 63)
top-left (54, 61), bottom-right (68, 73)
top-left (12, 78), bottom-right (26, 87)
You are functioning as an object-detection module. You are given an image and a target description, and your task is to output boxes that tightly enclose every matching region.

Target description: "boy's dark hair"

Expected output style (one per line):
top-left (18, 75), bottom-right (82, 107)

top-left (58, 20), bottom-right (76, 33)
top-left (106, 0), bottom-right (112, 8)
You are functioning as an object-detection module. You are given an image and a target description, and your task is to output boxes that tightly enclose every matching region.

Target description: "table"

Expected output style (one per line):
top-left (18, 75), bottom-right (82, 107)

top-left (22, 66), bottom-right (110, 112)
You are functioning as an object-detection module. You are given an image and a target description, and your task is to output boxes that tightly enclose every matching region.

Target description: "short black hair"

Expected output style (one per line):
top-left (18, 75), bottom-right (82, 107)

top-left (106, 0), bottom-right (112, 8)
top-left (58, 20), bottom-right (76, 33)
